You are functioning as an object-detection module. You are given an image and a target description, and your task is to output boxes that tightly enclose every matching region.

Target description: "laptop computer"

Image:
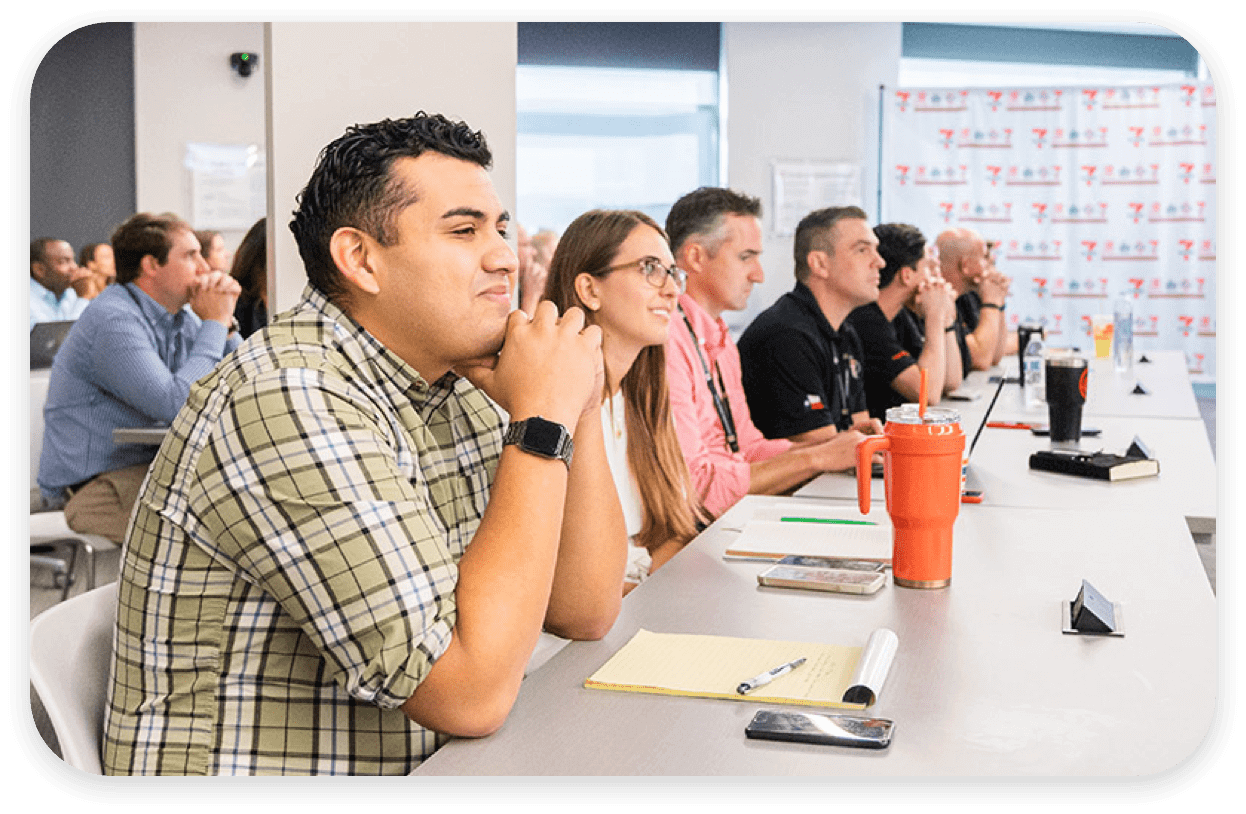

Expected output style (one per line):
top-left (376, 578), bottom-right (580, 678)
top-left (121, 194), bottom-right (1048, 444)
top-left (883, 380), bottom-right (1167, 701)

top-left (961, 373), bottom-right (1008, 494)
top-left (30, 320), bottom-right (75, 369)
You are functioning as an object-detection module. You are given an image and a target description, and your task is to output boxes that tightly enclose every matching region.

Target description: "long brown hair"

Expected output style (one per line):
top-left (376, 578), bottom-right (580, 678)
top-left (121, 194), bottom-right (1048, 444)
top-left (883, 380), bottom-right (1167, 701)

top-left (543, 209), bottom-right (706, 554)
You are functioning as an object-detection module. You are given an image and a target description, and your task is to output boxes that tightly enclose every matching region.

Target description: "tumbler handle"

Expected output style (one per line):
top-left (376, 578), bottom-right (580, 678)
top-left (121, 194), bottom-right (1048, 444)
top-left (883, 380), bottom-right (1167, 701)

top-left (857, 434), bottom-right (890, 515)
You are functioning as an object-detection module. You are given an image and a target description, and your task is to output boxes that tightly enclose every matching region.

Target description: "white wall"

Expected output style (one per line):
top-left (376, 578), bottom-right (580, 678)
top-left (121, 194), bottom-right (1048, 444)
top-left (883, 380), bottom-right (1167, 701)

top-left (133, 23), bottom-right (267, 252)
top-left (723, 22), bottom-right (902, 333)
top-left (131, 22), bottom-right (886, 323)
top-left (265, 22), bottom-right (518, 312)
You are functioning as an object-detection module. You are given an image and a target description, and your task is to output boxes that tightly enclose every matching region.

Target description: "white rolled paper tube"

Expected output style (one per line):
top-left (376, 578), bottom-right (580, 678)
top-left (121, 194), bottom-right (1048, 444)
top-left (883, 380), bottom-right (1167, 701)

top-left (842, 628), bottom-right (899, 706)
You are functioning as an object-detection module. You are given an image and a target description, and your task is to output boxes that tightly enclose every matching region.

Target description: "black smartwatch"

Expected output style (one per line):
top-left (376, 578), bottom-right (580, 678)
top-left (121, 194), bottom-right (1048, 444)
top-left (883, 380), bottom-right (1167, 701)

top-left (503, 416), bottom-right (574, 468)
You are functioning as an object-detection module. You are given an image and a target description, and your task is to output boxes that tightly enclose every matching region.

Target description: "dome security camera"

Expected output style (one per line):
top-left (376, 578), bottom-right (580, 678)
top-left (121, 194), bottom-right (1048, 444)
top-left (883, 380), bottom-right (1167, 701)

top-left (230, 52), bottom-right (259, 78)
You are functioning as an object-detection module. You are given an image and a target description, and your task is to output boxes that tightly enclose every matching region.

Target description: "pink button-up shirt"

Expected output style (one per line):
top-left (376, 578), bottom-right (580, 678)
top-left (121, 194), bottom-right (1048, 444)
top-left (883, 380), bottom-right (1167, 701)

top-left (665, 293), bottom-right (792, 517)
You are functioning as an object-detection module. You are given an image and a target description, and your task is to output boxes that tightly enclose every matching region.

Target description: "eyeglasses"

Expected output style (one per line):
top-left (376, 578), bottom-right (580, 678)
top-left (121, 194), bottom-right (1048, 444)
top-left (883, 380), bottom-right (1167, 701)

top-left (600, 257), bottom-right (687, 292)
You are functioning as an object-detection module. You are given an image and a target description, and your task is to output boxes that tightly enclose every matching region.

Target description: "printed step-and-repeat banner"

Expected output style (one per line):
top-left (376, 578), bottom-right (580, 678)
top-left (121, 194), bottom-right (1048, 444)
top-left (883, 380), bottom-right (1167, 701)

top-left (881, 83), bottom-right (1216, 383)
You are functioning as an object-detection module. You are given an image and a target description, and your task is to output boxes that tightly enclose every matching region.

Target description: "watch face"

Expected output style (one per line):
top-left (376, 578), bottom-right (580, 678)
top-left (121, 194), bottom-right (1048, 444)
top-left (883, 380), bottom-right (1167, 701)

top-left (522, 417), bottom-right (565, 453)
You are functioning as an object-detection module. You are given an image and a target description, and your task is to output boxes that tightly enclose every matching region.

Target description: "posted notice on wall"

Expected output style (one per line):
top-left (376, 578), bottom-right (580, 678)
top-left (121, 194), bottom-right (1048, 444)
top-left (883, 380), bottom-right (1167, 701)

top-left (771, 160), bottom-right (862, 236)
top-left (184, 142), bottom-right (267, 231)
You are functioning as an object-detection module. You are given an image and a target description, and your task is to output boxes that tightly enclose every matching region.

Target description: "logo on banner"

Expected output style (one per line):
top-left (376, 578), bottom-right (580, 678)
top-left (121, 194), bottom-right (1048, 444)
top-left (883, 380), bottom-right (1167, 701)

top-left (1031, 278), bottom-right (1048, 297)
top-left (1031, 128), bottom-right (1048, 149)
top-left (1201, 163), bottom-right (1216, 185)
top-left (1200, 239), bottom-right (1216, 261)
top-left (985, 165), bottom-right (1003, 185)
top-left (939, 128), bottom-right (955, 149)
top-left (1189, 353), bottom-right (1205, 375)
top-left (1136, 314), bottom-right (1159, 337)
top-left (1048, 314), bottom-right (1064, 336)
top-left (1180, 85), bottom-right (1198, 107)
top-left (1178, 315), bottom-right (1195, 336)
top-left (895, 165), bottom-right (910, 185)
top-left (1104, 87), bottom-right (1161, 109)
top-left (1007, 165), bottom-right (1061, 186)
top-left (1080, 165), bottom-right (1098, 187)
top-left (1127, 126), bottom-right (1147, 147)
top-left (1203, 85), bottom-right (1217, 107)
top-left (1081, 89), bottom-right (1099, 111)
top-left (1053, 202), bottom-right (1108, 223)
top-left (1179, 163), bottom-right (1196, 184)
top-left (1103, 239), bottom-right (1159, 262)
top-left (1101, 164), bottom-right (1160, 186)
top-left (1054, 127), bottom-right (1108, 148)
top-left (1030, 203), bottom-right (1048, 224)
top-left (958, 201), bottom-right (1013, 224)
top-left (1059, 279), bottom-right (1109, 300)
top-left (1151, 124), bottom-right (1208, 146)
top-left (957, 127), bottom-right (1013, 149)
top-left (937, 202), bottom-right (955, 223)
top-left (1178, 239), bottom-right (1195, 261)
top-left (1150, 277), bottom-right (1206, 298)
top-left (894, 90), bottom-right (912, 112)
top-left (1008, 89), bottom-right (1063, 111)
top-left (986, 90), bottom-right (1004, 111)
top-left (915, 165), bottom-right (969, 186)
top-left (1198, 316), bottom-right (1216, 337)
top-left (1149, 201), bottom-right (1206, 223)
top-left (1127, 202), bottom-right (1146, 224)
top-left (1080, 241), bottom-right (1097, 262)
top-left (1128, 278), bottom-right (1147, 296)
top-left (914, 90), bottom-right (969, 111)
top-left (1008, 239), bottom-right (1061, 260)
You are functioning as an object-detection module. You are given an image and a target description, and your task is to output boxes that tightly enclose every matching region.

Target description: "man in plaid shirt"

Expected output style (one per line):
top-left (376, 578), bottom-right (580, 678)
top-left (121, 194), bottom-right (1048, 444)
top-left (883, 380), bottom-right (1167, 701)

top-left (102, 113), bottom-right (627, 775)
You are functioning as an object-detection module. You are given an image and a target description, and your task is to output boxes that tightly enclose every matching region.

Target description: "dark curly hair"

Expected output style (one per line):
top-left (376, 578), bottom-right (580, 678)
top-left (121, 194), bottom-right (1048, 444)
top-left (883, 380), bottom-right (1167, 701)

top-left (288, 112), bottom-right (493, 306)
top-left (873, 223), bottom-right (926, 289)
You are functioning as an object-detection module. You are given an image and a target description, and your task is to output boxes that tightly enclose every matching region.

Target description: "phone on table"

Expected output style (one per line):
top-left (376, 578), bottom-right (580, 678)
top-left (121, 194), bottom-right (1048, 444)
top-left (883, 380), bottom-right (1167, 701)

top-left (758, 565), bottom-right (885, 595)
top-left (776, 555), bottom-right (886, 573)
top-left (745, 709), bottom-right (894, 749)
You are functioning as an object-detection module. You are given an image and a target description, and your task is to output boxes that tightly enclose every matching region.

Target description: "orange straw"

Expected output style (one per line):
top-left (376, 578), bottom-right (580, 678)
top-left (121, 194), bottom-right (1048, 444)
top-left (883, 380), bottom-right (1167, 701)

top-left (918, 367), bottom-right (928, 419)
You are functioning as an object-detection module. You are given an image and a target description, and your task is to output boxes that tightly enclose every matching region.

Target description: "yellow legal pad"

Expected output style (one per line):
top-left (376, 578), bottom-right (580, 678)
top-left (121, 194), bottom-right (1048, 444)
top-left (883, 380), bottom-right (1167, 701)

top-left (584, 629), bottom-right (866, 709)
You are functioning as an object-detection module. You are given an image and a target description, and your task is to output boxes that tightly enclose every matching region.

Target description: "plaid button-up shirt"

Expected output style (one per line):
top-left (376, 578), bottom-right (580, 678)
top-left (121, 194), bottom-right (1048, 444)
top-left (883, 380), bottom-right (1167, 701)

top-left (103, 286), bottom-right (504, 775)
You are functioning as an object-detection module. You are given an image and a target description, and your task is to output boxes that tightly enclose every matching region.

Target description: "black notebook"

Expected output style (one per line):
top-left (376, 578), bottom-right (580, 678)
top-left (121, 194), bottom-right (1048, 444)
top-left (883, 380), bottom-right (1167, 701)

top-left (1029, 437), bottom-right (1159, 482)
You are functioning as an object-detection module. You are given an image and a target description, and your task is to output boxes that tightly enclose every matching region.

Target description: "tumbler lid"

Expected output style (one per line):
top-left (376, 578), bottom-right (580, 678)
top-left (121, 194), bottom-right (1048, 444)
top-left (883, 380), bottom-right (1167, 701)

top-left (1046, 354), bottom-right (1087, 369)
top-left (885, 404), bottom-right (961, 425)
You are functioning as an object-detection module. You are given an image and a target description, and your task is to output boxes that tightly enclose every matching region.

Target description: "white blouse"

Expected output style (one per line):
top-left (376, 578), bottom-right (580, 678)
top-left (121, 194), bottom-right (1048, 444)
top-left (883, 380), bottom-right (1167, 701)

top-left (600, 391), bottom-right (652, 585)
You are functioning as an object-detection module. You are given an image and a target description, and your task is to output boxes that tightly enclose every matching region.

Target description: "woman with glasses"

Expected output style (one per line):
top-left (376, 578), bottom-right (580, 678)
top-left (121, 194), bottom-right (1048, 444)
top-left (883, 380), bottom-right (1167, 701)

top-left (543, 210), bottom-right (707, 594)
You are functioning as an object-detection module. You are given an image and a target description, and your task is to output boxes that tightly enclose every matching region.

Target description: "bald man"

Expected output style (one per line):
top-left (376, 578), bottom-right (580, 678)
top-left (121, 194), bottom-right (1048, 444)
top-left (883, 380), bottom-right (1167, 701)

top-left (936, 228), bottom-right (1012, 373)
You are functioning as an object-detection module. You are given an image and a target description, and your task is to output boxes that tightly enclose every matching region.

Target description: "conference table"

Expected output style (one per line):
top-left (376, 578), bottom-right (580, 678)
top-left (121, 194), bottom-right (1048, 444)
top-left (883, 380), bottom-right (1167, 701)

top-left (797, 350), bottom-right (1216, 534)
top-left (415, 350), bottom-right (1217, 777)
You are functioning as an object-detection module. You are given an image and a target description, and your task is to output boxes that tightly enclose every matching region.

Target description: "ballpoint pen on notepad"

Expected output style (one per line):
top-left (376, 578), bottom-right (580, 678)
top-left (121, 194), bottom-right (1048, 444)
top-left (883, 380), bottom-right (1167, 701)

top-left (737, 657), bottom-right (807, 695)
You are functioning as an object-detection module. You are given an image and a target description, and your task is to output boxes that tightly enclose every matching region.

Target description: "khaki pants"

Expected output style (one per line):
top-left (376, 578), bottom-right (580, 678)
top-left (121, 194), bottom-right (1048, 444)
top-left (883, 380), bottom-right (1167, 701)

top-left (63, 463), bottom-right (151, 544)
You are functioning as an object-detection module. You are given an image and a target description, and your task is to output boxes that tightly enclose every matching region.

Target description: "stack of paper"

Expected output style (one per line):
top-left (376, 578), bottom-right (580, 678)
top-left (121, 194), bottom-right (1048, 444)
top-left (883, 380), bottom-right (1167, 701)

top-left (722, 503), bottom-right (893, 562)
top-left (584, 629), bottom-right (866, 709)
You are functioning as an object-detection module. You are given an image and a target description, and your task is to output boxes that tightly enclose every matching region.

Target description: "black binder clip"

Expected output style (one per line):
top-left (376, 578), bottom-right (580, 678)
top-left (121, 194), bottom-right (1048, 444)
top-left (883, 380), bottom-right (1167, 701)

top-left (1131, 382), bottom-right (1150, 395)
top-left (1138, 354), bottom-right (1152, 363)
top-left (1063, 580), bottom-right (1124, 636)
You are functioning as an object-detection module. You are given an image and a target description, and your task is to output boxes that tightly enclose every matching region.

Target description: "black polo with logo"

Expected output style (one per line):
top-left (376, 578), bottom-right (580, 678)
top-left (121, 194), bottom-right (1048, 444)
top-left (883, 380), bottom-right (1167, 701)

top-left (845, 302), bottom-right (923, 421)
top-left (738, 282), bottom-right (868, 439)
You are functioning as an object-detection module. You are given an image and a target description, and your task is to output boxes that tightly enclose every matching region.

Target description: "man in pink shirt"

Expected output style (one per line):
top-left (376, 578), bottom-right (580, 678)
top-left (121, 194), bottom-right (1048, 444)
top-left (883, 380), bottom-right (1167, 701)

top-left (664, 187), bottom-right (863, 518)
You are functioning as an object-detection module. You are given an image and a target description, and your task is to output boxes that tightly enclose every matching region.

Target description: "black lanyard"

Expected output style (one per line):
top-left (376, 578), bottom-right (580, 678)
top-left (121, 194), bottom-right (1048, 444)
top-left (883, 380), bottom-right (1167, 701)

top-left (679, 304), bottom-right (739, 454)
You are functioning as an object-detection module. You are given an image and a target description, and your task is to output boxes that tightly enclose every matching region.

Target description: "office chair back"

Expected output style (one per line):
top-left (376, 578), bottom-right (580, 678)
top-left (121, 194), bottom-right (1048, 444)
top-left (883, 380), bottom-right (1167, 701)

top-left (29, 580), bottom-right (118, 774)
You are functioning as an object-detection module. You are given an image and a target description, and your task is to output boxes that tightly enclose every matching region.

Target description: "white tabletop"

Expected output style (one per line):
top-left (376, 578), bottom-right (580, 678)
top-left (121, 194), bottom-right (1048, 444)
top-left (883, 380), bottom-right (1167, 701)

top-left (796, 415), bottom-right (1216, 534)
top-left (414, 497), bottom-right (1215, 776)
top-left (987, 350), bottom-right (1200, 422)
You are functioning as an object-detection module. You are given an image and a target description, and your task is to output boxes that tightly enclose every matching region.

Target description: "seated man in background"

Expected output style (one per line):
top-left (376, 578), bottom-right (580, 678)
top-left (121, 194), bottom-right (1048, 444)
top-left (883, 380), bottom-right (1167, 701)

top-left (738, 206), bottom-right (884, 445)
top-left (195, 228), bottom-right (231, 272)
top-left (844, 223), bottom-right (961, 420)
top-left (29, 237), bottom-right (88, 327)
top-left (37, 212), bottom-right (241, 541)
top-left (936, 227), bottom-right (1011, 374)
top-left (103, 112), bottom-right (626, 776)
top-left (665, 188), bottom-right (864, 518)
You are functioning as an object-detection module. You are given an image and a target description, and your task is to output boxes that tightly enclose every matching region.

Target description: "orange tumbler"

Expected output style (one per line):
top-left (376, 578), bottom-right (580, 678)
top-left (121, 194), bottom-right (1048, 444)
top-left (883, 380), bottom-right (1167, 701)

top-left (857, 405), bottom-right (965, 588)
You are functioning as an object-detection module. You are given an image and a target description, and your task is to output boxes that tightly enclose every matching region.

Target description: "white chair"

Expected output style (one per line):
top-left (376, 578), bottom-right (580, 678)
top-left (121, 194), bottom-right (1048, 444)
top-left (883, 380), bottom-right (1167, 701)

top-left (29, 580), bottom-right (118, 775)
top-left (30, 511), bottom-right (116, 602)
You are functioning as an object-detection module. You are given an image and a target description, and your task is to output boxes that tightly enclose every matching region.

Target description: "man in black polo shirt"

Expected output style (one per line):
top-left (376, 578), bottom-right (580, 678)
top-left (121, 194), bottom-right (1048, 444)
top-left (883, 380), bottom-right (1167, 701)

top-left (738, 206), bottom-right (884, 444)
top-left (844, 223), bottom-right (962, 420)
top-left (936, 227), bottom-right (1011, 374)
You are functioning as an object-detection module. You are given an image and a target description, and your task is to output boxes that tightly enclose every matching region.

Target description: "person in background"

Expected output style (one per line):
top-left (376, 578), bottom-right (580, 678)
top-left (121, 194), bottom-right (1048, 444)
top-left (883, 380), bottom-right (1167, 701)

top-left (29, 237), bottom-right (88, 327)
top-left (844, 223), bottom-right (961, 420)
top-left (737, 206), bottom-right (884, 445)
top-left (38, 212), bottom-right (241, 542)
top-left (544, 209), bottom-right (706, 593)
top-left (936, 227), bottom-right (1011, 374)
top-left (229, 217), bottom-right (267, 338)
top-left (664, 187), bottom-right (866, 519)
top-left (531, 228), bottom-right (559, 271)
top-left (74, 241), bottom-right (117, 300)
top-left (195, 228), bottom-right (231, 272)
top-left (103, 113), bottom-right (625, 775)
top-left (515, 222), bottom-right (548, 316)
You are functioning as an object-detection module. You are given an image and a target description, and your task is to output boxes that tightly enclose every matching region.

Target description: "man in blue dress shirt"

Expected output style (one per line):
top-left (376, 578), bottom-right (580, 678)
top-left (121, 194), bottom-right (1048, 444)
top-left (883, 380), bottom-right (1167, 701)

top-left (37, 212), bottom-right (242, 541)
top-left (29, 237), bottom-right (89, 328)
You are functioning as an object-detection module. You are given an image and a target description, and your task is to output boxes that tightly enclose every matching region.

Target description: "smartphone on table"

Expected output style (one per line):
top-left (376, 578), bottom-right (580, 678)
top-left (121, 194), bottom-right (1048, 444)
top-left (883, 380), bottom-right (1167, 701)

top-left (745, 710), bottom-right (894, 749)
